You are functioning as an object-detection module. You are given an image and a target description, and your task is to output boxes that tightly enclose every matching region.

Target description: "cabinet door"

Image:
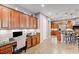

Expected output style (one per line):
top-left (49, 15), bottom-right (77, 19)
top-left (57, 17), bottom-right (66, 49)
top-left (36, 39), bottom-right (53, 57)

top-left (1, 6), bottom-right (10, 29)
top-left (10, 10), bottom-right (20, 29)
top-left (26, 15), bottom-right (30, 28)
top-left (32, 35), bottom-right (37, 46)
top-left (27, 38), bottom-right (32, 48)
top-left (66, 20), bottom-right (73, 29)
top-left (51, 22), bottom-right (59, 29)
top-left (0, 46), bottom-right (6, 54)
top-left (0, 6), bottom-right (2, 29)
top-left (29, 16), bottom-right (38, 29)
top-left (36, 33), bottom-right (40, 44)
top-left (0, 45), bottom-right (13, 54)
top-left (5, 45), bottom-right (13, 54)
top-left (30, 16), bottom-right (34, 29)
top-left (20, 13), bottom-right (26, 28)
top-left (33, 17), bottom-right (38, 29)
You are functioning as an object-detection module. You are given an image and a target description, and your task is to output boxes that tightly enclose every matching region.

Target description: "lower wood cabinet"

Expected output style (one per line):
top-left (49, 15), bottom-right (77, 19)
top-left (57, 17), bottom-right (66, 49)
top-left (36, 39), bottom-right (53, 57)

top-left (51, 31), bottom-right (61, 44)
top-left (31, 35), bottom-right (37, 46)
top-left (0, 45), bottom-right (13, 54)
top-left (26, 33), bottom-right (40, 49)
top-left (36, 33), bottom-right (40, 44)
top-left (26, 37), bottom-right (32, 48)
top-left (0, 41), bottom-right (17, 54)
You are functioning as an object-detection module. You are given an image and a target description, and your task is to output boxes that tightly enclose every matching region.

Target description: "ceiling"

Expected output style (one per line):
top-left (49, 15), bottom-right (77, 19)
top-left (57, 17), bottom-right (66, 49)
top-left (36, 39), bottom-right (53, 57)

top-left (7, 4), bottom-right (79, 20)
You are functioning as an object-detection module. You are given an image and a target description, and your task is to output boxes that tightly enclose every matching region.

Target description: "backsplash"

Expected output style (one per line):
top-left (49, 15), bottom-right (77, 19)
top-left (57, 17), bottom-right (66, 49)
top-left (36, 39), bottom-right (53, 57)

top-left (0, 29), bottom-right (39, 50)
top-left (0, 29), bottom-right (39, 40)
top-left (0, 30), bottom-right (11, 44)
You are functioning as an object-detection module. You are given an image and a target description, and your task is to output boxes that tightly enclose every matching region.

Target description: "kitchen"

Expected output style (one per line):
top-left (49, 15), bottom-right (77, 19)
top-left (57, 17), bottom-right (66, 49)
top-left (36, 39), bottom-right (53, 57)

top-left (0, 4), bottom-right (79, 54)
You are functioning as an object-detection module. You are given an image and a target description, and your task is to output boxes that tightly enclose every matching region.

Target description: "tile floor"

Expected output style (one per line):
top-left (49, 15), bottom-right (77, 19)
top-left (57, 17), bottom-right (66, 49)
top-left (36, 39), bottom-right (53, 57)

top-left (21, 39), bottom-right (79, 54)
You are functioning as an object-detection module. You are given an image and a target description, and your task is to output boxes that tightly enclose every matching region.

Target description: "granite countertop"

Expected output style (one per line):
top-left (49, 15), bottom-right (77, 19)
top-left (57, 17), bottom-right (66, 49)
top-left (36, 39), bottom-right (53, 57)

top-left (0, 39), bottom-right (17, 47)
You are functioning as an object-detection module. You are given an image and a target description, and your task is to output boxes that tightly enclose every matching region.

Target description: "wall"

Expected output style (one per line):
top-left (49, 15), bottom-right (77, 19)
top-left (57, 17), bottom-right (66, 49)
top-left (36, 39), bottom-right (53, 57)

top-left (36, 13), bottom-right (49, 43)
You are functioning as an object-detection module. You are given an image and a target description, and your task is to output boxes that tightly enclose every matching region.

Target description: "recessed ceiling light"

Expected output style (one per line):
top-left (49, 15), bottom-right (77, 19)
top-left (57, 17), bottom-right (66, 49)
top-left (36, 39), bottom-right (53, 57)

top-left (41, 4), bottom-right (45, 7)
top-left (15, 8), bottom-right (18, 10)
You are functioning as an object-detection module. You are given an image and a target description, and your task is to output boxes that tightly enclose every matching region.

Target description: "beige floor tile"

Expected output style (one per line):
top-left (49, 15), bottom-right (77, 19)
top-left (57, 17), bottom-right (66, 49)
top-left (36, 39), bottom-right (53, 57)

top-left (21, 39), bottom-right (79, 54)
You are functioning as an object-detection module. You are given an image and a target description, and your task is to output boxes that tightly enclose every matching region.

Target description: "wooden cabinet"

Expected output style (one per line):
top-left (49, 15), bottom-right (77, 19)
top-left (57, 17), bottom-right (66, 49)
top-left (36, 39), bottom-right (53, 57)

top-left (20, 13), bottom-right (26, 28)
top-left (57, 32), bottom-right (61, 44)
top-left (0, 6), bottom-right (10, 29)
top-left (30, 16), bottom-right (38, 29)
top-left (66, 20), bottom-right (73, 29)
top-left (0, 5), bottom-right (38, 29)
top-left (31, 35), bottom-right (37, 46)
top-left (1, 7), bottom-right (10, 29)
top-left (36, 33), bottom-right (40, 44)
top-left (0, 6), bottom-right (2, 29)
top-left (33, 17), bottom-right (38, 29)
top-left (26, 33), bottom-right (40, 48)
top-left (51, 22), bottom-right (59, 29)
top-left (26, 15), bottom-right (30, 28)
top-left (51, 31), bottom-right (57, 35)
top-left (10, 10), bottom-right (20, 29)
top-left (51, 31), bottom-right (61, 44)
top-left (26, 37), bottom-right (32, 48)
top-left (30, 16), bottom-right (34, 28)
top-left (0, 45), bottom-right (13, 54)
top-left (0, 41), bottom-right (17, 54)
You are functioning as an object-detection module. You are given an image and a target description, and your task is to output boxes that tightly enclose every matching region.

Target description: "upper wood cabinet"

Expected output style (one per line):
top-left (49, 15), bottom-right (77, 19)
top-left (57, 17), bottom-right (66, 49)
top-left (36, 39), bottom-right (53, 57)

top-left (66, 20), bottom-right (73, 29)
top-left (30, 16), bottom-right (34, 29)
top-left (0, 6), bottom-right (2, 29)
top-left (33, 17), bottom-right (38, 29)
top-left (51, 22), bottom-right (59, 29)
top-left (0, 5), bottom-right (38, 29)
top-left (10, 10), bottom-right (20, 29)
top-left (1, 6), bottom-right (10, 29)
top-left (20, 13), bottom-right (26, 29)
top-left (26, 15), bottom-right (30, 29)
top-left (30, 16), bottom-right (38, 29)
